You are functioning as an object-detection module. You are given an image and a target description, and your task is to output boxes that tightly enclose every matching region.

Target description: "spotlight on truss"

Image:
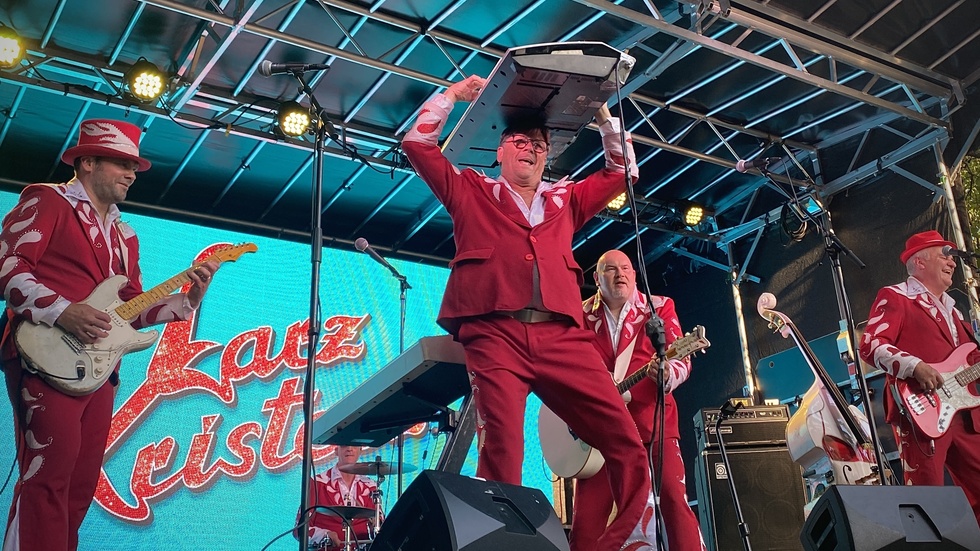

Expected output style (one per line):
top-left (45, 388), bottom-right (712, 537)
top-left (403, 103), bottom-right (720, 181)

top-left (276, 101), bottom-right (311, 137)
top-left (0, 23), bottom-right (24, 70)
top-left (606, 192), bottom-right (627, 212)
top-left (126, 58), bottom-right (166, 103)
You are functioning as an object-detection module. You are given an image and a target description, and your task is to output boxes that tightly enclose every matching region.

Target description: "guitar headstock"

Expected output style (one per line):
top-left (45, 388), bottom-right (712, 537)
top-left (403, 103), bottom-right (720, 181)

top-left (207, 243), bottom-right (258, 263)
top-left (669, 325), bottom-right (710, 359)
top-left (757, 292), bottom-right (791, 338)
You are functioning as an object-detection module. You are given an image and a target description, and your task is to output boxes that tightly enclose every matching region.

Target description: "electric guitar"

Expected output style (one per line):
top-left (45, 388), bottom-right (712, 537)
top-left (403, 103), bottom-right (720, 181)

top-left (538, 326), bottom-right (709, 479)
top-left (14, 243), bottom-right (257, 396)
top-left (895, 342), bottom-right (980, 438)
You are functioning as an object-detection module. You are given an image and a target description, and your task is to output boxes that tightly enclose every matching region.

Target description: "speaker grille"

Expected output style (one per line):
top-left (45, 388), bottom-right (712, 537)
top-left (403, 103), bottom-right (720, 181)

top-left (695, 447), bottom-right (807, 551)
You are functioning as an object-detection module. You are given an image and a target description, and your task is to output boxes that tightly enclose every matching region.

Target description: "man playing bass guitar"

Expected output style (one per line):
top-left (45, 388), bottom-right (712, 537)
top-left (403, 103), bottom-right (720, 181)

top-left (570, 249), bottom-right (706, 551)
top-left (0, 119), bottom-right (220, 550)
top-left (860, 230), bottom-right (980, 527)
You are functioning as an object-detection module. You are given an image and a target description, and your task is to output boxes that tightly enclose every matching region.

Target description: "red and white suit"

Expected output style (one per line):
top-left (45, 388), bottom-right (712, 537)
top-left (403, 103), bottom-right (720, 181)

top-left (304, 465), bottom-right (381, 543)
top-left (860, 276), bottom-right (980, 525)
top-left (572, 290), bottom-right (705, 551)
top-left (402, 93), bottom-right (650, 551)
top-left (1, 181), bottom-right (195, 551)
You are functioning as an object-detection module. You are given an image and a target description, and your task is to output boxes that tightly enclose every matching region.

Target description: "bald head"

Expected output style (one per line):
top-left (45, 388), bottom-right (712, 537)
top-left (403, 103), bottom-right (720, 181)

top-left (595, 250), bottom-right (636, 309)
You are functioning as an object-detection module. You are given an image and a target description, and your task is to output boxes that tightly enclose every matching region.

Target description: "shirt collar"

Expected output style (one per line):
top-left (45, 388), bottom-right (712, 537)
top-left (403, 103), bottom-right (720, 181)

top-left (64, 177), bottom-right (122, 224)
top-left (906, 276), bottom-right (955, 310)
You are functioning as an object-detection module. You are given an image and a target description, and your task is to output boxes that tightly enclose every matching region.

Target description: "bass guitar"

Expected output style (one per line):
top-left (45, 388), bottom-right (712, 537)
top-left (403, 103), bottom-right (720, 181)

top-left (14, 242), bottom-right (257, 396)
top-left (538, 326), bottom-right (709, 479)
top-left (895, 342), bottom-right (980, 438)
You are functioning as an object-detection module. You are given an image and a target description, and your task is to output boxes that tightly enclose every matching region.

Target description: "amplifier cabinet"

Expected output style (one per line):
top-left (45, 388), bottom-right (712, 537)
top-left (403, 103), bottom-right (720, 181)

top-left (694, 446), bottom-right (807, 551)
top-left (694, 404), bottom-right (790, 449)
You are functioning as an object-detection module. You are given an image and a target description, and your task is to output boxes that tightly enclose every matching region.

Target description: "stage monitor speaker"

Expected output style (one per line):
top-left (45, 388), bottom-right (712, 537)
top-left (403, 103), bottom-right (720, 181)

top-left (801, 485), bottom-right (980, 550)
top-left (695, 446), bottom-right (807, 551)
top-left (371, 470), bottom-right (569, 551)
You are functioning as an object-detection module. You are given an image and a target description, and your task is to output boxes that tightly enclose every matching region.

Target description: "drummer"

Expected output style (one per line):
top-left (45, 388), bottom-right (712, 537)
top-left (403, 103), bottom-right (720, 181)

top-left (301, 445), bottom-right (384, 548)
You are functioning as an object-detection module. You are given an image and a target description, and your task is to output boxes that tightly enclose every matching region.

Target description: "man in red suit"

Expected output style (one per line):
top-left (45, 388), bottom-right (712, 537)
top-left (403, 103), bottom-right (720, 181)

top-left (402, 75), bottom-right (651, 551)
top-left (301, 445), bottom-right (383, 549)
top-left (572, 249), bottom-right (705, 551)
top-left (0, 119), bottom-right (219, 551)
top-left (860, 230), bottom-right (980, 526)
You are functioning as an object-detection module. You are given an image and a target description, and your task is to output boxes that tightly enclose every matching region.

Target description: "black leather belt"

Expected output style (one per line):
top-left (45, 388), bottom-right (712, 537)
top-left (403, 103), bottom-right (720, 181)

top-left (497, 308), bottom-right (567, 323)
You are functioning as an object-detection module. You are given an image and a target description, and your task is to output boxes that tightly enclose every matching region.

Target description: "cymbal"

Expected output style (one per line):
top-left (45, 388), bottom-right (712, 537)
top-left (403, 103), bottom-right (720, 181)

top-left (338, 461), bottom-right (417, 476)
top-left (319, 505), bottom-right (376, 520)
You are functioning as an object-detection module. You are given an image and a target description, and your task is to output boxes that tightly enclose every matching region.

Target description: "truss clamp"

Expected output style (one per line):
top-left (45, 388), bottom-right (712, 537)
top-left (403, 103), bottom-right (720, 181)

top-left (696, 0), bottom-right (731, 17)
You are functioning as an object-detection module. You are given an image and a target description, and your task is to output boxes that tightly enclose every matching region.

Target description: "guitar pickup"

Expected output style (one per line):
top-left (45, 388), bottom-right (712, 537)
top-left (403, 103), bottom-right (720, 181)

top-left (907, 394), bottom-right (927, 414)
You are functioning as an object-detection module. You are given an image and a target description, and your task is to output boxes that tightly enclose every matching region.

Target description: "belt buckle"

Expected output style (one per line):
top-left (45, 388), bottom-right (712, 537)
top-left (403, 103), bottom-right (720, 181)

top-left (510, 309), bottom-right (552, 323)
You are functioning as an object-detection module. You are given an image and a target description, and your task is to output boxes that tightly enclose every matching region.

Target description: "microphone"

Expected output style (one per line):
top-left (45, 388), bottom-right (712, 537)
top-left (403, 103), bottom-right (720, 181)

top-left (354, 238), bottom-right (400, 277)
top-left (645, 313), bottom-right (667, 359)
top-left (941, 245), bottom-right (979, 259)
top-left (258, 60), bottom-right (330, 77)
top-left (735, 157), bottom-right (780, 173)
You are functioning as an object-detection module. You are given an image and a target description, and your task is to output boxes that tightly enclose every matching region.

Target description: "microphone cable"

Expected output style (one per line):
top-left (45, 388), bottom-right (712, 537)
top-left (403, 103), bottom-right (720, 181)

top-left (608, 73), bottom-right (668, 551)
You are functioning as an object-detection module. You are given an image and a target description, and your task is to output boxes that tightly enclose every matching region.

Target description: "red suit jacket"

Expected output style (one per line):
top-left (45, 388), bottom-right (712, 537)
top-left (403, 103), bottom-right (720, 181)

top-left (0, 181), bottom-right (192, 369)
top-left (860, 277), bottom-right (980, 427)
top-left (305, 465), bottom-right (381, 540)
top-left (402, 94), bottom-right (636, 335)
top-left (583, 292), bottom-right (692, 443)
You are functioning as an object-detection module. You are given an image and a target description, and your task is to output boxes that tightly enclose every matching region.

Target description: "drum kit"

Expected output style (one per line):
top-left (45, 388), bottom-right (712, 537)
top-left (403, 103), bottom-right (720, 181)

top-left (310, 458), bottom-right (417, 551)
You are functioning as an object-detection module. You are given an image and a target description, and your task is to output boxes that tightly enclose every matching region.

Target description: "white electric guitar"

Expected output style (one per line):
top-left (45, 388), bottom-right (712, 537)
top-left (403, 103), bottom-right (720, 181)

top-left (538, 326), bottom-right (709, 479)
top-left (14, 243), bottom-right (257, 396)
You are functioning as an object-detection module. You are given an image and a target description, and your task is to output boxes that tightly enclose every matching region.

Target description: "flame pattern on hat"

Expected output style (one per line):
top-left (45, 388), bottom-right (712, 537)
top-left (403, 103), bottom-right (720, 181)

top-left (79, 120), bottom-right (140, 157)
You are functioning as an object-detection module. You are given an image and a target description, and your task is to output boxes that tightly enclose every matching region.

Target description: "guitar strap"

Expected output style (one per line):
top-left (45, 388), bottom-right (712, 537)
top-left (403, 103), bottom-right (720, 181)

top-left (114, 220), bottom-right (130, 276)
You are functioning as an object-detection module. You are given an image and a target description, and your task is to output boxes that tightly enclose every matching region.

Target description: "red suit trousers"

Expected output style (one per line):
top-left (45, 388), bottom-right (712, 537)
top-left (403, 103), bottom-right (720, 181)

top-left (572, 437), bottom-right (705, 551)
top-left (457, 316), bottom-right (650, 551)
top-left (894, 410), bottom-right (980, 527)
top-left (3, 368), bottom-right (114, 551)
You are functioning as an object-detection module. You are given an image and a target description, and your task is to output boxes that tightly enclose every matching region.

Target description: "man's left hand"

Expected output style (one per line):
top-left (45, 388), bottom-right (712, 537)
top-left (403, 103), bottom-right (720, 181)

top-left (186, 260), bottom-right (219, 308)
top-left (646, 359), bottom-right (672, 390)
top-left (595, 104), bottom-right (612, 126)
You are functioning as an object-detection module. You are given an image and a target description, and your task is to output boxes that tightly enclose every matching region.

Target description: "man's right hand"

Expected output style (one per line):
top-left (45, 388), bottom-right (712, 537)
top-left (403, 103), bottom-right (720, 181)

top-left (445, 75), bottom-right (487, 103)
top-left (912, 361), bottom-right (944, 392)
top-left (310, 527), bottom-right (341, 547)
top-left (56, 303), bottom-right (112, 344)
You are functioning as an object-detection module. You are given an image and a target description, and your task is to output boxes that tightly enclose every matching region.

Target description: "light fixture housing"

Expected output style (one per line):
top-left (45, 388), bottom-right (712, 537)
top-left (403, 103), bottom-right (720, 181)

top-left (126, 58), bottom-right (166, 103)
top-left (683, 203), bottom-right (705, 226)
top-left (0, 23), bottom-right (24, 70)
top-left (606, 192), bottom-right (627, 212)
top-left (276, 101), bottom-right (311, 137)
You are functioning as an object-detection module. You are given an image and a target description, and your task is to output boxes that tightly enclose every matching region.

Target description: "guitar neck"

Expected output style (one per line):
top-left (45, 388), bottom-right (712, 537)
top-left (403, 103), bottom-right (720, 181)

top-left (616, 347), bottom-right (678, 394)
top-left (956, 361), bottom-right (980, 387)
top-left (115, 271), bottom-right (194, 320)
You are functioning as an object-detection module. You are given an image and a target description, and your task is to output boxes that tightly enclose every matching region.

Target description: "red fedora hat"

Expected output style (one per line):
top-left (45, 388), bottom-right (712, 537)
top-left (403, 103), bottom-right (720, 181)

top-left (899, 230), bottom-right (955, 263)
top-left (61, 119), bottom-right (151, 172)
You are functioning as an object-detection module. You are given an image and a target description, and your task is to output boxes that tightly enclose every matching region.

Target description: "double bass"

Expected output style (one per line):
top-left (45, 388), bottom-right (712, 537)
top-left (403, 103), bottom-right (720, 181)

top-left (756, 293), bottom-right (878, 508)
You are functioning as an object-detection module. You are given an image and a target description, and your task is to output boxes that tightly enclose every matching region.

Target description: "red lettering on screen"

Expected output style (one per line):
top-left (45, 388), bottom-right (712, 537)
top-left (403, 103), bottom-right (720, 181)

top-left (90, 244), bottom-right (420, 522)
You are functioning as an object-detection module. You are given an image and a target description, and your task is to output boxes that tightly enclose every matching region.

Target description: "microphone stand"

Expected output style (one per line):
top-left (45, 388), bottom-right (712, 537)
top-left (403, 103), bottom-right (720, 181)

top-left (362, 251), bottom-right (411, 496)
top-left (396, 273), bottom-right (411, 497)
top-left (647, 314), bottom-right (669, 551)
top-left (788, 193), bottom-right (892, 484)
top-left (715, 400), bottom-right (752, 551)
top-left (766, 171), bottom-right (893, 484)
top-left (291, 69), bottom-right (333, 551)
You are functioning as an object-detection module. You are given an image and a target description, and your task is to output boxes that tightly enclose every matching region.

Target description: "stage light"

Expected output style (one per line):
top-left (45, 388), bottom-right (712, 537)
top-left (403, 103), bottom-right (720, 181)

top-left (277, 101), bottom-right (311, 137)
top-left (683, 203), bottom-right (705, 226)
top-left (0, 24), bottom-right (24, 70)
top-left (606, 192), bottom-right (627, 211)
top-left (126, 58), bottom-right (165, 103)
